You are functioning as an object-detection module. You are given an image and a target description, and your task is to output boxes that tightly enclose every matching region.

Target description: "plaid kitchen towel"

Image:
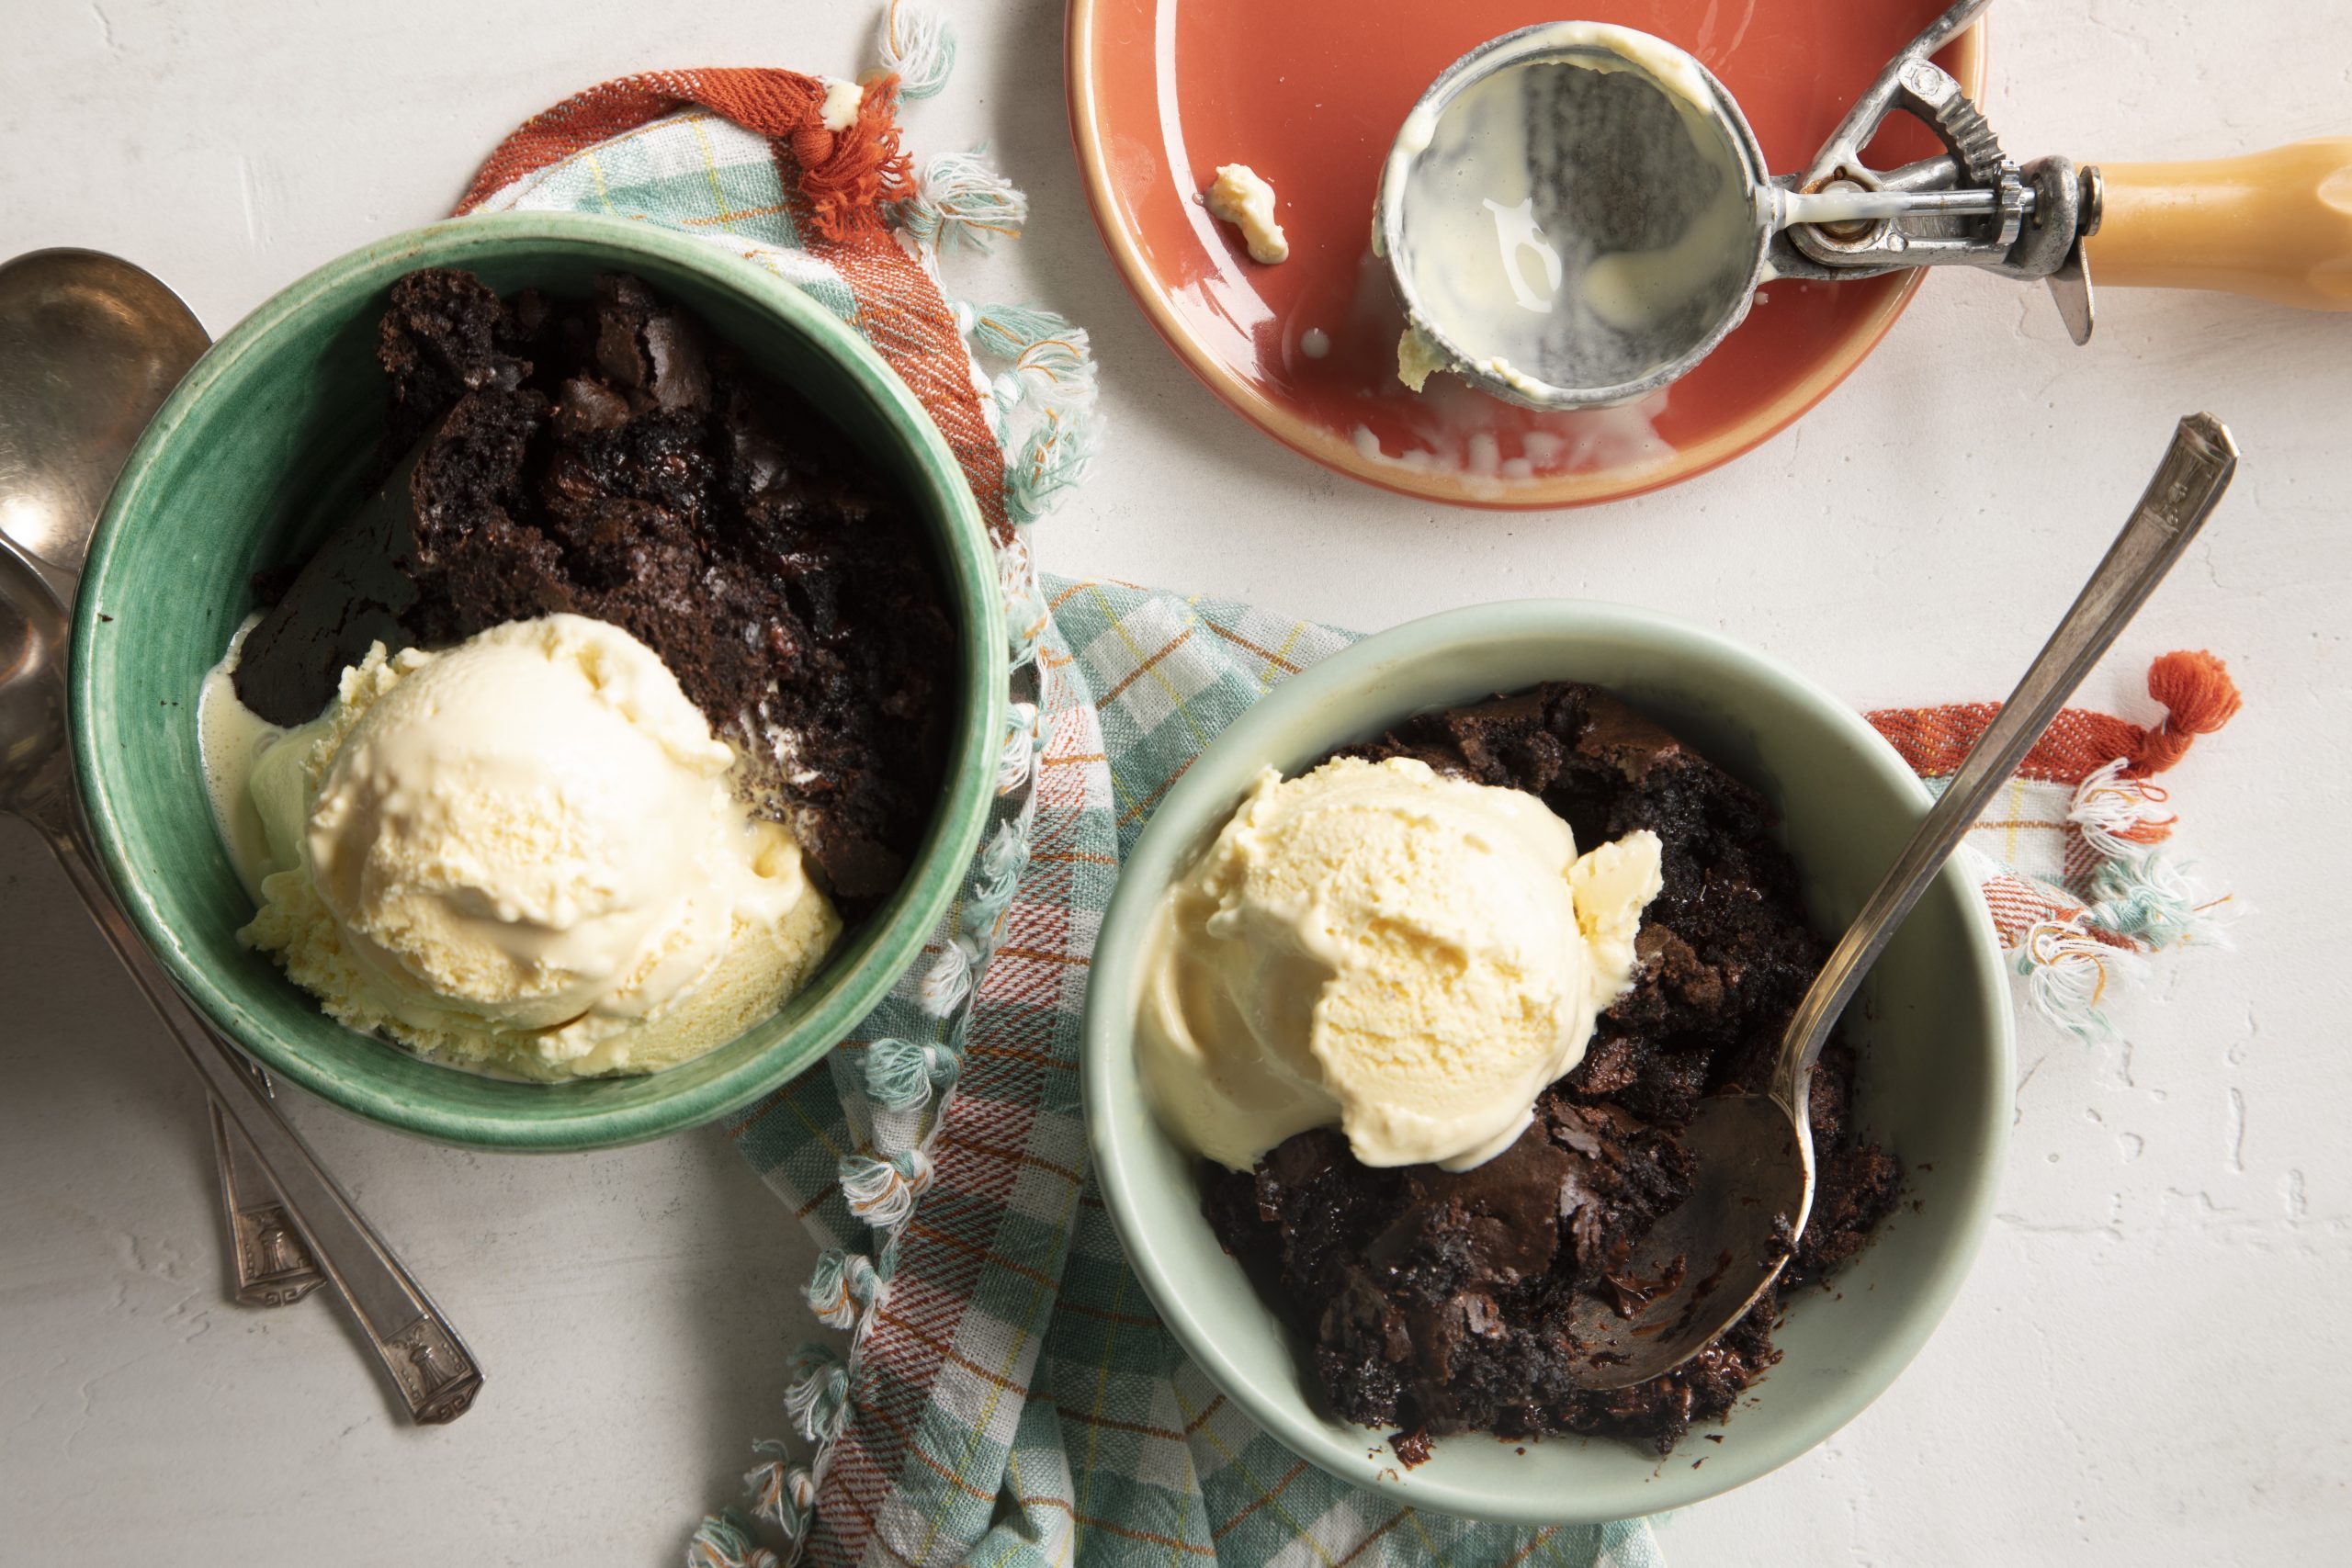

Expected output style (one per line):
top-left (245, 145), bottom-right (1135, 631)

top-left (1868, 654), bottom-right (2243, 1028)
top-left (446, 11), bottom-right (2241, 1565)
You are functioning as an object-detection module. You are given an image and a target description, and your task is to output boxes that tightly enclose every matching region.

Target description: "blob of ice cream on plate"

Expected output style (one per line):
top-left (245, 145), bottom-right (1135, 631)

top-left (1204, 163), bottom-right (1289, 265)
top-left (203, 613), bottom-right (840, 1081)
top-left (1136, 753), bottom-right (1662, 1172)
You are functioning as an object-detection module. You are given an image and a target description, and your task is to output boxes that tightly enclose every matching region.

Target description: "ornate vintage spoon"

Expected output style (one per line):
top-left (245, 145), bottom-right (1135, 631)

top-left (0, 247), bottom-right (322, 1307)
top-left (1566, 412), bottom-right (2239, 1388)
top-left (2, 456), bottom-right (481, 1427)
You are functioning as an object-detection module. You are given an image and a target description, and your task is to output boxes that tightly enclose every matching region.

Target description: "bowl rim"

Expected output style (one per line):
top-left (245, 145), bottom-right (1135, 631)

top-left (70, 210), bottom-right (1007, 1150)
top-left (1080, 598), bottom-right (2013, 1522)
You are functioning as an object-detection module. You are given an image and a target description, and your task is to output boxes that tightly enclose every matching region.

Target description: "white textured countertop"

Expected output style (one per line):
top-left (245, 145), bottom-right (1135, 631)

top-left (4, 2), bottom-right (2346, 1562)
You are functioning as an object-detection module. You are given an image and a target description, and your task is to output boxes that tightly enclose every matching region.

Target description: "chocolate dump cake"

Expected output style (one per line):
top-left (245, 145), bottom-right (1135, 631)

top-left (232, 267), bottom-right (954, 911)
top-left (1202, 684), bottom-right (1902, 1455)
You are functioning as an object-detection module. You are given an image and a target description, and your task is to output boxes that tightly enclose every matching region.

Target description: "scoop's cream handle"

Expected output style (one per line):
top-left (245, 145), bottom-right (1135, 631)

top-left (2086, 139), bottom-right (2352, 310)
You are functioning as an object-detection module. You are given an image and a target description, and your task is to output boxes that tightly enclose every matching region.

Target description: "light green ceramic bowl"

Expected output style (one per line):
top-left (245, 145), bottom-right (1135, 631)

top-left (1082, 601), bottom-right (2011, 1524)
top-left (72, 212), bottom-right (1005, 1151)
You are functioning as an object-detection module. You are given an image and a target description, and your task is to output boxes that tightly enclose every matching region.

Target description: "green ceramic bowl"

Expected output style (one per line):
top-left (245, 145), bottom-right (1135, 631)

top-left (1082, 601), bottom-right (2011, 1524)
top-left (73, 212), bottom-right (1005, 1151)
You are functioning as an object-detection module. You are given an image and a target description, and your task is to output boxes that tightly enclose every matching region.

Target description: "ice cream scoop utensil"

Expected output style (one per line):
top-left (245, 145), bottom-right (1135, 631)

top-left (1565, 412), bottom-right (2238, 1390)
top-left (0, 246), bottom-right (322, 1308)
top-left (0, 535), bottom-right (482, 1422)
top-left (1379, 0), bottom-right (2352, 410)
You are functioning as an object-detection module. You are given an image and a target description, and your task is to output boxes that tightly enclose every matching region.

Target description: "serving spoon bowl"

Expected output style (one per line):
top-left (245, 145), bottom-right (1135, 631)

top-left (0, 249), bottom-right (209, 598)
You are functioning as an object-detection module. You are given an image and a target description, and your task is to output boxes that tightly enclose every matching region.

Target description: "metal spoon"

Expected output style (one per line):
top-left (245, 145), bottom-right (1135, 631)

top-left (0, 247), bottom-right (322, 1307)
top-left (0, 395), bottom-right (482, 1433)
top-left (1566, 412), bottom-right (2239, 1389)
top-left (0, 250), bottom-right (209, 592)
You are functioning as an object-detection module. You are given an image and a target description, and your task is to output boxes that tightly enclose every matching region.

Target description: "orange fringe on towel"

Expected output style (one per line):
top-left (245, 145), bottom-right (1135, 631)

top-left (454, 68), bottom-right (911, 243)
top-left (1868, 650), bottom-right (2242, 784)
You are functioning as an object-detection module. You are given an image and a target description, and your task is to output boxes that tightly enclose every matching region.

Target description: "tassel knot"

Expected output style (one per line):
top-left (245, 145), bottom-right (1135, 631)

top-left (973, 820), bottom-right (1029, 905)
top-left (899, 149), bottom-right (1028, 254)
top-left (789, 124), bottom-right (835, 170)
top-left (876, 0), bottom-right (957, 101)
top-left (2014, 918), bottom-right (2144, 1038)
top-left (745, 1442), bottom-right (816, 1540)
top-left (865, 1036), bottom-right (959, 1111)
top-left (783, 1344), bottom-right (852, 1443)
top-left (2085, 850), bottom-right (2235, 951)
top-left (687, 1509), bottom-right (781, 1568)
top-left (919, 932), bottom-right (981, 1015)
top-left (802, 1247), bottom-right (883, 1328)
top-left (998, 701), bottom-right (1040, 795)
top-left (2130, 649), bottom-right (2242, 775)
top-left (2068, 760), bottom-right (2177, 857)
top-left (838, 1148), bottom-right (934, 1229)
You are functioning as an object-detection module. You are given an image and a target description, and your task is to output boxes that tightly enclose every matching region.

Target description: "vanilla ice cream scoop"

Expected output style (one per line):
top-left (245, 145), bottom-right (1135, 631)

top-left (235, 614), bottom-right (838, 1078)
top-left (1136, 755), bottom-right (1661, 1172)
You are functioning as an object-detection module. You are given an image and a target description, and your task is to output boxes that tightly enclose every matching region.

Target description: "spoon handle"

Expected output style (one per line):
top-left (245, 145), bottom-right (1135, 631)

top-left (209, 1091), bottom-right (329, 1307)
top-left (1775, 414), bottom-right (2239, 1107)
top-left (39, 824), bottom-right (484, 1424)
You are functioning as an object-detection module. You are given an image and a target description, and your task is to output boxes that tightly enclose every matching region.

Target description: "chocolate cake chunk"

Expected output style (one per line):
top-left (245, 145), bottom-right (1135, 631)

top-left (372, 265), bottom-right (538, 468)
top-left (235, 268), bottom-right (955, 911)
top-left (229, 437), bottom-right (428, 728)
top-left (1205, 683), bottom-right (1904, 1454)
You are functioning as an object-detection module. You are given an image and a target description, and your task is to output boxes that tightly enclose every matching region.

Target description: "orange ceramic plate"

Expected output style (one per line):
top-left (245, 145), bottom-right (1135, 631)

top-left (1067, 0), bottom-right (1986, 508)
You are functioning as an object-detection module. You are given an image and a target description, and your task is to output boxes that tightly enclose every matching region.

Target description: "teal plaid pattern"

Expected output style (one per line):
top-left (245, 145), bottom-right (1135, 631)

top-left (731, 579), bottom-right (1662, 1568)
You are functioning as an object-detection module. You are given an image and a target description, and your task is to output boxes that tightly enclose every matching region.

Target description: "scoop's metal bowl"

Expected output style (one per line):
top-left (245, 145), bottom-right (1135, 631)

top-left (1374, 22), bottom-right (1773, 412)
